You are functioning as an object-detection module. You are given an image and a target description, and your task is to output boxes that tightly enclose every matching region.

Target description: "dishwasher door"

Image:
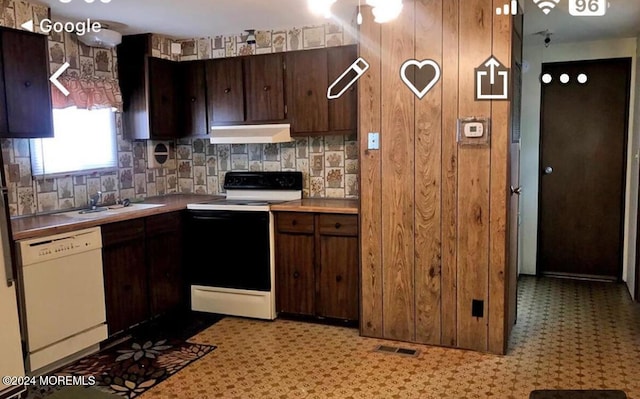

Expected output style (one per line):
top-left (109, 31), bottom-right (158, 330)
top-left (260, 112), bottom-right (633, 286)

top-left (18, 227), bottom-right (107, 372)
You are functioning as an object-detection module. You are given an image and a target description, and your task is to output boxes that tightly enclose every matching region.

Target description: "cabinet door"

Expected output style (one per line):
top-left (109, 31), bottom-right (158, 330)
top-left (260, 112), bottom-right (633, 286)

top-left (318, 234), bottom-right (359, 321)
top-left (245, 53), bottom-right (285, 122)
top-left (327, 45), bottom-right (357, 133)
top-left (179, 61), bottom-right (208, 136)
top-left (1, 29), bottom-right (53, 138)
top-left (146, 212), bottom-right (184, 316)
top-left (149, 57), bottom-right (179, 138)
top-left (286, 49), bottom-right (328, 134)
top-left (276, 232), bottom-right (315, 316)
top-left (102, 220), bottom-right (148, 335)
top-left (206, 57), bottom-right (244, 123)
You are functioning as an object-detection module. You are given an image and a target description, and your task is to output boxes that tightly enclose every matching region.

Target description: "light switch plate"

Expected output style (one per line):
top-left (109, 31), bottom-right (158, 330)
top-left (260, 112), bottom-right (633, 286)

top-left (457, 117), bottom-right (490, 146)
top-left (368, 132), bottom-right (380, 150)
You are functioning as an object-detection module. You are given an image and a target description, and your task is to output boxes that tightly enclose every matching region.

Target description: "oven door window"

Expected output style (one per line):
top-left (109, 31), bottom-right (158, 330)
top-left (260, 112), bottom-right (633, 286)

top-left (185, 210), bottom-right (271, 291)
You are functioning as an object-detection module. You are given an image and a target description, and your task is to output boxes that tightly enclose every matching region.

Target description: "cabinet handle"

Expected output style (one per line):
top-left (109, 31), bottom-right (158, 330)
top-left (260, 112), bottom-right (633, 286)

top-left (263, 85), bottom-right (270, 91)
top-left (224, 88), bottom-right (231, 94)
top-left (293, 271), bottom-right (300, 279)
top-left (24, 81), bottom-right (32, 88)
top-left (190, 97), bottom-right (196, 102)
top-left (306, 90), bottom-right (313, 96)
top-left (336, 275), bottom-right (342, 282)
top-left (291, 220), bottom-right (297, 226)
top-left (335, 222), bottom-right (341, 229)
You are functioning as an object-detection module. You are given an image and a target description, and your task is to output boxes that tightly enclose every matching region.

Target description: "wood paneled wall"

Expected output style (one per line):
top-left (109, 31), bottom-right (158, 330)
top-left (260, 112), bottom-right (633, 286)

top-left (359, 0), bottom-right (514, 354)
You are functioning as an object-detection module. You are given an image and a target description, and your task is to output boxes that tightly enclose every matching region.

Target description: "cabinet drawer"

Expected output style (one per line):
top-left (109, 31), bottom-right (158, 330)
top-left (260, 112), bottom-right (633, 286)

top-left (276, 212), bottom-right (314, 234)
top-left (146, 211), bottom-right (182, 236)
top-left (102, 219), bottom-right (145, 246)
top-left (318, 214), bottom-right (358, 236)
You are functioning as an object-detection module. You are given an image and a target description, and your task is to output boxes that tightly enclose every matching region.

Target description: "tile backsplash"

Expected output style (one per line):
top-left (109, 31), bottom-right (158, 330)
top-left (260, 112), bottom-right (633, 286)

top-left (0, 0), bottom-right (359, 217)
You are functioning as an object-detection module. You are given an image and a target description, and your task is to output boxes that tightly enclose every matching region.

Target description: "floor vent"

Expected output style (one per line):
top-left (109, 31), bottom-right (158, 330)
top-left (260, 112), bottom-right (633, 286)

top-left (374, 345), bottom-right (420, 357)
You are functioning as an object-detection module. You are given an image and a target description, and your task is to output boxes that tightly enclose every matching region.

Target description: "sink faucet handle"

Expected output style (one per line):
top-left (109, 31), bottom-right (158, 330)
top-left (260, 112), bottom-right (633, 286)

top-left (89, 191), bottom-right (102, 208)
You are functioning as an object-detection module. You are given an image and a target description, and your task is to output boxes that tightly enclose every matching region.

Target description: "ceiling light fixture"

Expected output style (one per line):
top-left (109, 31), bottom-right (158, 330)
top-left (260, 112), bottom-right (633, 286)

top-left (357, 0), bottom-right (363, 25)
top-left (367, 0), bottom-right (403, 23)
top-left (76, 24), bottom-right (121, 48)
top-left (308, 0), bottom-right (337, 18)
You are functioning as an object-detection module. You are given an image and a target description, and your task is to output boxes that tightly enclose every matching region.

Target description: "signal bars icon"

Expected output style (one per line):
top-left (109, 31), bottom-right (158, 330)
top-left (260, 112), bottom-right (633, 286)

top-left (496, 0), bottom-right (518, 15)
top-left (534, 0), bottom-right (560, 15)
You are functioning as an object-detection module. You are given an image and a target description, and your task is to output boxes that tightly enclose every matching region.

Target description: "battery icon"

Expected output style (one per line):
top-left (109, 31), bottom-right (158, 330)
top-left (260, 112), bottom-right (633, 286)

top-left (327, 57), bottom-right (370, 100)
top-left (569, 0), bottom-right (609, 16)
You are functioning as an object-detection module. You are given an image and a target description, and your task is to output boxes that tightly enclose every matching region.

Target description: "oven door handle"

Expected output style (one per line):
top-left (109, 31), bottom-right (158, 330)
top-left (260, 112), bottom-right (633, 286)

top-left (190, 215), bottom-right (236, 221)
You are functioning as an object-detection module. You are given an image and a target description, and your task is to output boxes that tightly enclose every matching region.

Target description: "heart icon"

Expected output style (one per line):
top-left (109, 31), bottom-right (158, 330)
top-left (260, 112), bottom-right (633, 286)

top-left (400, 59), bottom-right (441, 99)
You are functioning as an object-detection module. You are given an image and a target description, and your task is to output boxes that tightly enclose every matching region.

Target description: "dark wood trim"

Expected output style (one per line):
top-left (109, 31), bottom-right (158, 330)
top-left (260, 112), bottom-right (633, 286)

top-left (0, 385), bottom-right (25, 399)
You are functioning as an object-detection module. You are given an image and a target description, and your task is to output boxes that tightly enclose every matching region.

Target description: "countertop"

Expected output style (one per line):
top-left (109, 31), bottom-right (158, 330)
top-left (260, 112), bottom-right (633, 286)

top-left (11, 195), bottom-right (359, 241)
top-left (270, 199), bottom-right (359, 214)
top-left (11, 194), bottom-right (219, 241)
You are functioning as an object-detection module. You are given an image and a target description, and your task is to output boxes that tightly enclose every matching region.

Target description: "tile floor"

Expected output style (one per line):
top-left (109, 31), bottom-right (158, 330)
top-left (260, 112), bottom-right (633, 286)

top-left (141, 277), bottom-right (640, 399)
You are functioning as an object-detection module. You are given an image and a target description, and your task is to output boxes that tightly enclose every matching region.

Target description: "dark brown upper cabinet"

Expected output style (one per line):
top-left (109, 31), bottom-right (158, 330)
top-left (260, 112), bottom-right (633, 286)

top-left (285, 45), bottom-right (357, 136)
top-left (286, 48), bottom-right (328, 135)
top-left (178, 60), bottom-right (208, 137)
top-left (244, 53), bottom-right (285, 122)
top-left (327, 45), bottom-right (357, 133)
top-left (206, 57), bottom-right (245, 124)
top-left (148, 57), bottom-right (179, 139)
top-left (118, 34), bottom-right (182, 140)
top-left (0, 28), bottom-right (53, 138)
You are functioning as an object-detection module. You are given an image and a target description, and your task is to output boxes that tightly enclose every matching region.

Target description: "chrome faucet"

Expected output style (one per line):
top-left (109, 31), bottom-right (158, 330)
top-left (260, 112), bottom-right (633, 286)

top-left (89, 191), bottom-right (102, 210)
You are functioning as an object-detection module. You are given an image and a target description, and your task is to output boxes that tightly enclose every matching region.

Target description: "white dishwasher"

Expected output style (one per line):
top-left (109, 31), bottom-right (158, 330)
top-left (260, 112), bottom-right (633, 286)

top-left (17, 227), bottom-right (108, 373)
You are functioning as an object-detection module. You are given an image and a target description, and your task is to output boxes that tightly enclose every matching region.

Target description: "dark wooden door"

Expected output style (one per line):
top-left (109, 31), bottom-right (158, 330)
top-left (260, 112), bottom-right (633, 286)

top-left (179, 61), bottom-right (208, 136)
top-left (317, 214), bottom-right (359, 321)
top-left (275, 213), bottom-right (315, 316)
top-left (149, 57), bottom-right (178, 138)
top-left (206, 57), bottom-right (245, 123)
top-left (327, 45), bottom-right (357, 133)
top-left (0, 29), bottom-right (53, 138)
top-left (146, 212), bottom-right (184, 316)
top-left (538, 58), bottom-right (631, 278)
top-left (244, 53), bottom-right (285, 122)
top-left (286, 48), bottom-right (328, 134)
top-left (102, 220), bottom-right (148, 335)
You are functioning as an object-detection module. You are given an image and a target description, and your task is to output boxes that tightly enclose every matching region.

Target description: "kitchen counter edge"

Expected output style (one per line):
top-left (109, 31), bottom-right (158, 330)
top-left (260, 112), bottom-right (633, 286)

top-left (11, 194), bottom-right (221, 241)
top-left (270, 199), bottom-right (359, 215)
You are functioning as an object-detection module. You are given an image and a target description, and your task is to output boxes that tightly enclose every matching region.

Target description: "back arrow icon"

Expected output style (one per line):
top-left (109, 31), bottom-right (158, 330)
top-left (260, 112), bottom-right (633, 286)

top-left (50, 62), bottom-right (70, 96)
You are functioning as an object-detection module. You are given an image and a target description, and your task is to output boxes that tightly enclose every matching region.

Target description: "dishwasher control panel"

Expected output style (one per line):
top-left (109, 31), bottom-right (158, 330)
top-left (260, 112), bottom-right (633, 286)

top-left (18, 227), bottom-right (103, 266)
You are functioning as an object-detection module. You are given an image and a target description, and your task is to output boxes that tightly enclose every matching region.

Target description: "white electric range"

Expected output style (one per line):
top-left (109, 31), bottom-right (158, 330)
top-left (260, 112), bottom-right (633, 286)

top-left (185, 172), bottom-right (303, 320)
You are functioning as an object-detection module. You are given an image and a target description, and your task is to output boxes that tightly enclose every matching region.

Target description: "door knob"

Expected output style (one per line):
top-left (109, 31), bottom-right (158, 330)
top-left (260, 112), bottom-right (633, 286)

top-left (510, 186), bottom-right (522, 195)
top-left (544, 166), bottom-right (553, 175)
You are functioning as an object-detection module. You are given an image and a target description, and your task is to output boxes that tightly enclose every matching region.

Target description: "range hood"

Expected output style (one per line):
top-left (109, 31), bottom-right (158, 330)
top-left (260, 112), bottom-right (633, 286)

top-left (209, 124), bottom-right (292, 144)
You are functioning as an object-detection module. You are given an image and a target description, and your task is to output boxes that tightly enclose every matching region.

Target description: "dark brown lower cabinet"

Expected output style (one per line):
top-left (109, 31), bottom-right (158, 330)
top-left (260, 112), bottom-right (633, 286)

top-left (275, 212), bottom-right (359, 322)
top-left (102, 212), bottom-right (184, 336)
top-left (101, 219), bottom-right (148, 336)
top-left (146, 212), bottom-right (184, 316)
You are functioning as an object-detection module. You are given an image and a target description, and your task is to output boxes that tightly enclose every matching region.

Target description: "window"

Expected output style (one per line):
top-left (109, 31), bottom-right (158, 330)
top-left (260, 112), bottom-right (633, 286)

top-left (30, 107), bottom-right (118, 177)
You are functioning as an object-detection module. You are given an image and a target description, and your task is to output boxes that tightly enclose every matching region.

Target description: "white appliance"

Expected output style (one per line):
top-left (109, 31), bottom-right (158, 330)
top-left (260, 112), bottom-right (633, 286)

top-left (17, 227), bottom-right (108, 373)
top-left (186, 172), bottom-right (302, 320)
top-left (0, 192), bottom-right (25, 399)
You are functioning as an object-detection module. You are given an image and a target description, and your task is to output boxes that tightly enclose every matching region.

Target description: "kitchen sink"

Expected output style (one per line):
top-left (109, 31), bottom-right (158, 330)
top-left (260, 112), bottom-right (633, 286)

top-left (58, 203), bottom-right (166, 218)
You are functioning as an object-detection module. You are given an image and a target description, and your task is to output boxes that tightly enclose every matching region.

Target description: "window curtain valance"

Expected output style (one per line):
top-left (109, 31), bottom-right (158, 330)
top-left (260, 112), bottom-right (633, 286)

top-left (51, 75), bottom-right (123, 111)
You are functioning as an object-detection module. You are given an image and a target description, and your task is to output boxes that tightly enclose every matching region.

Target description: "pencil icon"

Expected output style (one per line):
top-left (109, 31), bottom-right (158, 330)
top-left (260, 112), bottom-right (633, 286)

top-left (327, 57), bottom-right (370, 100)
